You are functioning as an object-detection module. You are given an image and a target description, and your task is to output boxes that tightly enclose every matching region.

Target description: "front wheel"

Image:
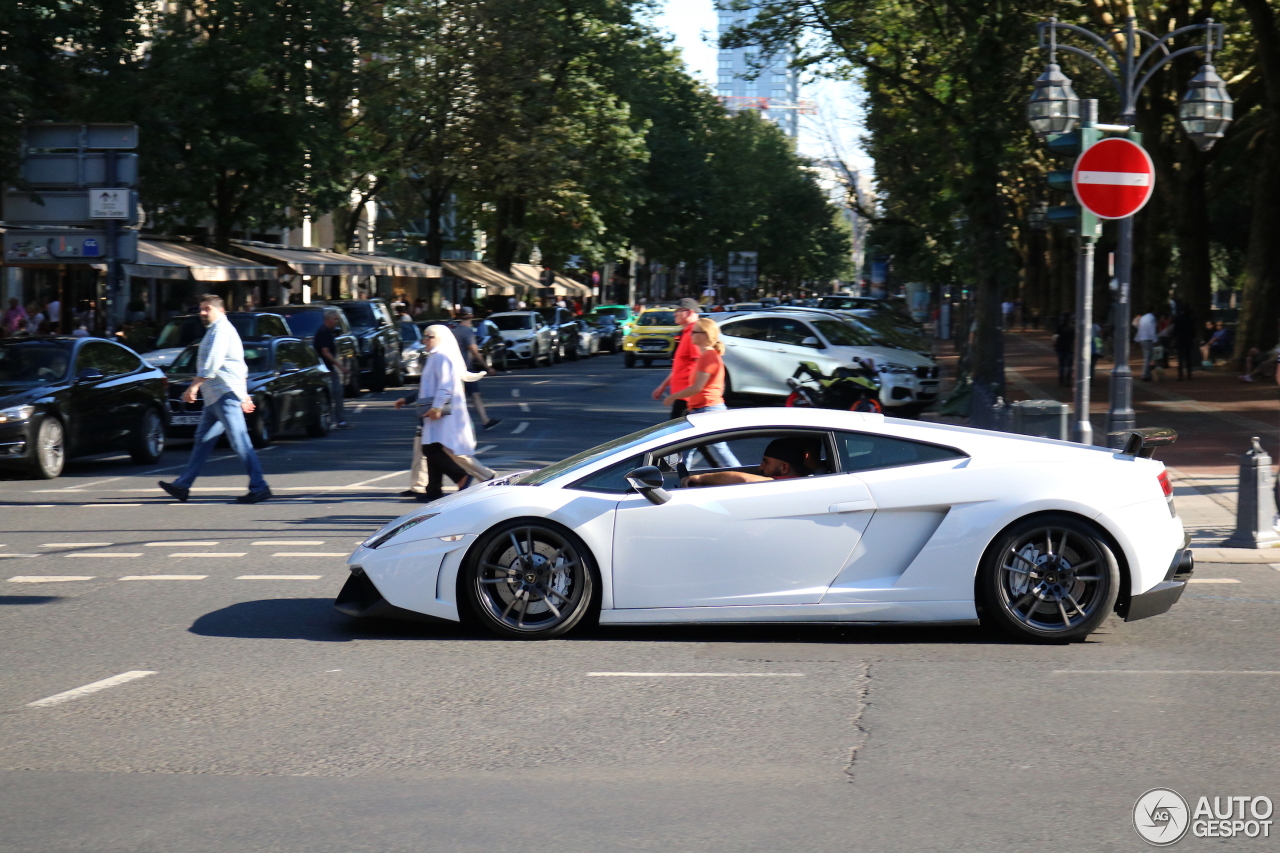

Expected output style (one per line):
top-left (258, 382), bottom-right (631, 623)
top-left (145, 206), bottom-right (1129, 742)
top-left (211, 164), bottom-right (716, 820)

top-left (369, 352), bottom-right (386, 392)
top-left (26, 416), bottom-right (65, 479)
top-left (624, 352), bottom-right (636, 368)
top-left (462, 521), bottom-right (597, 639)
top-left (306, 393), bottom-right (331, 437)
top-left (130, 408), bottom-right (165, 463)
top-left (976, 514), bottom-right (1120, 643)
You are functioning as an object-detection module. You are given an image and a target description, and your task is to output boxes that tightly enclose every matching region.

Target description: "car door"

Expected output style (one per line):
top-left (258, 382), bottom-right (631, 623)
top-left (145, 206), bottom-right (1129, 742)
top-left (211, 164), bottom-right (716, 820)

top-left (68, 341), bottom-right (132, 450)
top-left (718, 317), bottom-right (777, 394)
top-left (762, 317), bottom-right (829, 391)
top-left (611, 429), bottom-right (875, 609)
top-left (99, 343), bottom-right (151, 446)
top-left (272, 341), bottom-right (310, 427)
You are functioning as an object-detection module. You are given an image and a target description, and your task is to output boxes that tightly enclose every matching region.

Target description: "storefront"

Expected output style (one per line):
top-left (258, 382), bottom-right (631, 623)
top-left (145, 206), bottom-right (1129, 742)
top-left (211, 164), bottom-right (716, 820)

top-left (122, 239), bottom-right (278, 322)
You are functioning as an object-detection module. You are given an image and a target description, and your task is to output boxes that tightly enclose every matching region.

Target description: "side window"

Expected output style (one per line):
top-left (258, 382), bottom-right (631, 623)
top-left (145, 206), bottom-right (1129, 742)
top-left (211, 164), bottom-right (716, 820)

top-left (277, 341), bottom-right (309, 368)
top-left (770, 318), bottom-right (822, 348)
top-left (295, 342), bottom-right (320, 367)
top-left (720, 318), bottom-right (771, 341)
top-left (834, 431), bottom-right (966, 473)
top-left (102, 343), bottom-right (143, 375)
top-left (263, 316), bottom-right (288, 338)
top-left (654, 430), bottom-right (834, 486)
top-left (569, 454), bottom-right (645, 494)
top-left (76, 342), bottom-right (119, 375)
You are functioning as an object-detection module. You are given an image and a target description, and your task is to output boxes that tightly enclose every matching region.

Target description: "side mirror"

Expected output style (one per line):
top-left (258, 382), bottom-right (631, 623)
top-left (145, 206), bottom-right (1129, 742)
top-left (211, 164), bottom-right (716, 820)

top-left (76, 367), bottom-right (105, 383)
top-left (625, 466), bottom-right (671, 506)
top-left (801, 336), bottom-right (823, 348)
top-left (280, 361), bottom-right (300, 374)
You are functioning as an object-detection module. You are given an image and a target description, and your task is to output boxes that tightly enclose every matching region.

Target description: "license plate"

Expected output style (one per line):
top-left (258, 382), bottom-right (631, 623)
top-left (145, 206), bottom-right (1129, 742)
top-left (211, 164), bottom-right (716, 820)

top-left (170, 413), bottom-right (201, 426)
top-left (639, 342), bottom-right (667, 350)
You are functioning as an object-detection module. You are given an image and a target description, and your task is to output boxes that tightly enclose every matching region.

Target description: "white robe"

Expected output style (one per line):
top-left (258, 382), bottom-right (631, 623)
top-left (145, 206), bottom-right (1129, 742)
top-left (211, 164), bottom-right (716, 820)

top-left (418, 349), bottom-right (476, 456)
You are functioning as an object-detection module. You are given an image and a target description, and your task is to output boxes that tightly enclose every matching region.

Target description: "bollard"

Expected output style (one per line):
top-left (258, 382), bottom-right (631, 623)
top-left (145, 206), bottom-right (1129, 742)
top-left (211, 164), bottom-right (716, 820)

top-left (1223, 437), bottom-right (1280, 549)
top-left (1011, 399), bottom-right (1070, 440)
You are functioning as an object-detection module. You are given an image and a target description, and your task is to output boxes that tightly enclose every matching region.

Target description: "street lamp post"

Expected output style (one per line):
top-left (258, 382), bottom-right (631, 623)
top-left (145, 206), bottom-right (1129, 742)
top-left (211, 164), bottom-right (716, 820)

top-left (1030, 15), bottom-right (1231, 446)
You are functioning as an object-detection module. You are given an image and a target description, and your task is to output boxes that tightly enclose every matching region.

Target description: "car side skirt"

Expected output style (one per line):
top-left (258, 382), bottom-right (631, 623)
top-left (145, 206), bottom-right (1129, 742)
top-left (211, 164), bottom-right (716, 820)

top-left (599, 600), bottom-right (977, 624)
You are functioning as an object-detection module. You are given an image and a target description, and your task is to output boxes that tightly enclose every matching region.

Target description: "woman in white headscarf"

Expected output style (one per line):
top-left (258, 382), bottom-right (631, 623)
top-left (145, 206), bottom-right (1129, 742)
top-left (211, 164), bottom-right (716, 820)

top-left (394, 323), bottom-right (491, 501)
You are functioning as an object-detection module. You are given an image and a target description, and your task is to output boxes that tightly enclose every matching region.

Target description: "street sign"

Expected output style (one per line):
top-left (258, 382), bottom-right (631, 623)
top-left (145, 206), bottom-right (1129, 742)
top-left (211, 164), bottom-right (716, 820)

top-left (20, 153), bottom-right (138, 188)
top-left (24, 123), bottom-right (138, 151)
top-left (4, 189), bottom-right (138, 225)
top-left (89, 189), bottom-right (131, 219)
top-left (3, 229), bottom-right (138, 263)
top-left (1072, 137), bottom-right (1155, 220)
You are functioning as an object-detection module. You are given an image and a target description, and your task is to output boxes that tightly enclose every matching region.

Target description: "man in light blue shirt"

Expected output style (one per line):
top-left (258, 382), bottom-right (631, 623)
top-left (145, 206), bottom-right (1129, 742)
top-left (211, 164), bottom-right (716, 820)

top-left (160, 294), bottom-right (271, 503)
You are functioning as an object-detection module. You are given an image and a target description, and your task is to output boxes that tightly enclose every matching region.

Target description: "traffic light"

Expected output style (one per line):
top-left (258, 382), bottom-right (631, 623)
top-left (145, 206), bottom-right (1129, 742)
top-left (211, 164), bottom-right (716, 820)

top-left (1042, 127), bottom-right (1101, 237)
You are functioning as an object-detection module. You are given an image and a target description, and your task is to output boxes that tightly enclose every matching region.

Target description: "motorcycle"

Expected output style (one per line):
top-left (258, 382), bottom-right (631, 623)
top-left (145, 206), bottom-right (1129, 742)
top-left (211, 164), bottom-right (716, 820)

top-left (785, 359), bottom-right (883, 413)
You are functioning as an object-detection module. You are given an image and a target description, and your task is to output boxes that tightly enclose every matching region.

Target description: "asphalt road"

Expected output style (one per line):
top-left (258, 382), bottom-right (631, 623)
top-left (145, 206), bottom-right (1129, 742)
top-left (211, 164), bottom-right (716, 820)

top-left (1, 351), bottom-right (1278, 852)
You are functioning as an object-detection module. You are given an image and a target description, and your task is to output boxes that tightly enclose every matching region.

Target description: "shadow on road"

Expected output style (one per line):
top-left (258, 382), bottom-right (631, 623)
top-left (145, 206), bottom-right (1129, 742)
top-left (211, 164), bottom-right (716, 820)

top-left (189, 597), bottom-right (472, 642)
top-left (0, 595), bottom-right (64, 605)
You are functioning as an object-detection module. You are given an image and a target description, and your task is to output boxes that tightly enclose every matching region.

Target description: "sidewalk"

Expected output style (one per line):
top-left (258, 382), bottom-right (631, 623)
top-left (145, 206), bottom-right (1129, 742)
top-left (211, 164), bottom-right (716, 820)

top-left (929, 329), bottom-right (1280, 562)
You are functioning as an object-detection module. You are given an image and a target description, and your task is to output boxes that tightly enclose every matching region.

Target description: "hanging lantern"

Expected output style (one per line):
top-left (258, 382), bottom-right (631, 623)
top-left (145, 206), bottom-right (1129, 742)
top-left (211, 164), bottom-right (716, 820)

top-left (1027, 63), bottom-right (1080, 137)
top-left (1179, 63), bottom-right (1233, 151)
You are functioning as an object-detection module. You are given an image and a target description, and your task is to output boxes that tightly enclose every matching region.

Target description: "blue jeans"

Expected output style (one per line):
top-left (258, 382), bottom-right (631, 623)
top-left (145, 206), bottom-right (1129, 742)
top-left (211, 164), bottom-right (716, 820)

top-left (687, 403), bottom-right (740, 467)
top-left (173, 392), bottom-right (269, 492)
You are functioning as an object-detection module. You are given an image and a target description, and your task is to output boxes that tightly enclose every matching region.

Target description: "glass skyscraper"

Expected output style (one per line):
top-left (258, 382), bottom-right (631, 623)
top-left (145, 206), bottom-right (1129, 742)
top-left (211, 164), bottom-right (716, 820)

top-left (715, 7), bottom-right (800, 138)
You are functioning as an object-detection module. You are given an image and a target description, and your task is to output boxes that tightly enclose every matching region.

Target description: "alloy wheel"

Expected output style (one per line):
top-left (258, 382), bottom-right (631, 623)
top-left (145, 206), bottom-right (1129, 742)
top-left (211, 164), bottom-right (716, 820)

top-left (34, 418), bottom-right (65, 479)
top-left (471, 525), bottom-right (592, 637)
top-left (996, 526), bottom-right (1110, 634)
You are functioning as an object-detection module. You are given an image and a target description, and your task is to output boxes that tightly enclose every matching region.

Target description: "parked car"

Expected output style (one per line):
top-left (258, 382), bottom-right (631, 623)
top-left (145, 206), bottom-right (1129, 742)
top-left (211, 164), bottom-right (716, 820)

top-left (567, 318), bottom-right (601, 358)
top-left (400, 321), bottom-right (425, 379)
top-left (273, 304), bottom-right (361, 397)
top-left (622, 306), bottom-right (683, 368)
top-left (536, 306), bottom-right (581, 362)
top-left (0, 337), bottom-right (168, 479)
top-left (580, 313), bottom-right (624, 353)
top-left (165, 336), bottom-right (332, 447)
top-left (593, 304), bottom-right (637, 335)
top-left (438, 319), bottom-right (511, 371)
top-left (142, 311), bottom-right (291, 369)
top-left (324, 299), bottom-right (403, 391)
top-left (486, 311), bottom-right (553, 366)
top-left (717, 311), bottom-right (940, 416)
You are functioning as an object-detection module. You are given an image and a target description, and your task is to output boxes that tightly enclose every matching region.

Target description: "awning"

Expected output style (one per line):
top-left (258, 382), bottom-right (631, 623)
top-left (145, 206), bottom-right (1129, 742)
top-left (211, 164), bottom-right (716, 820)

top-left (123, 240), bottom-right (277, 281)
top-left (349, 253), bottom-right (441, 278)
top-left (511, 264), bottom-right (592, 297)
top-left (442, 260), bottom-right (523, 295)
top-left (231, 242), bottom-right (380, 276)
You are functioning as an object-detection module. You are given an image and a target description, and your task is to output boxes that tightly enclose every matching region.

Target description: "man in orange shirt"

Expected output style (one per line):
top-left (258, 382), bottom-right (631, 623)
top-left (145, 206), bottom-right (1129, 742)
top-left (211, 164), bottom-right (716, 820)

top-left (650, 298), bottom-right (701, 419)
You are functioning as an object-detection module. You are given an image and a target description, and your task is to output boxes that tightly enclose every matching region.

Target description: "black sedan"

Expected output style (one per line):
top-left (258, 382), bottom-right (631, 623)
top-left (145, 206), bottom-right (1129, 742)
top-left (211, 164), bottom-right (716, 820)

top-left (165, 337), bottom-right (333, 447)
top-left (0, 337), bottom-right (168, 479)
top-left (273, 304), bottom-right (361, 397)
top-left (580, 313), bottom-right (624, 353)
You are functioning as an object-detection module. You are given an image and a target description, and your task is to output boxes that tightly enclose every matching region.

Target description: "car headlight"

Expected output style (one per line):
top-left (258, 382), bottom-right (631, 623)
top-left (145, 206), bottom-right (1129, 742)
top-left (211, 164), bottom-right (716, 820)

top-left (0, 405), bottom-right (35, 423)
top-left (364, 513), bottom-right (438, 549)
top-left (878, 363), bottom-right (914, 374)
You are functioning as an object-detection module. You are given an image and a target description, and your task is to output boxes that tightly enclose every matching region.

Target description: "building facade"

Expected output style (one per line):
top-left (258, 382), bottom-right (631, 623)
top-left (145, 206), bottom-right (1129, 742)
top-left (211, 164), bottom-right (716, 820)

top-left (716, 8), bottom-right (799, 137)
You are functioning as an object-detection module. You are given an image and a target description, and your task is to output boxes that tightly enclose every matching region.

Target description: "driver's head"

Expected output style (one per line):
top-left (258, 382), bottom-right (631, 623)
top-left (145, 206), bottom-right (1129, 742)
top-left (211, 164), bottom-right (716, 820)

top-left (760, 438), bottom-right (814, 479)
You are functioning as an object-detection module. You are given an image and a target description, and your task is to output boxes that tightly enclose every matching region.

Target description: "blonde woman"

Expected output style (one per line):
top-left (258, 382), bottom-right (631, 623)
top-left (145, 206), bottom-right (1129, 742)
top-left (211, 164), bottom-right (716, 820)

top-left (663, 316), bottom-right (738, 467)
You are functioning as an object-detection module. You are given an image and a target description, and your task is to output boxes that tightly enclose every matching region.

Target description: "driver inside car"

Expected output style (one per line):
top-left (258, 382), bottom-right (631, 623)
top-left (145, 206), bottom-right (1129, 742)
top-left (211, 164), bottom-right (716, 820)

top-left (683, 437), bottom-right (816, 487)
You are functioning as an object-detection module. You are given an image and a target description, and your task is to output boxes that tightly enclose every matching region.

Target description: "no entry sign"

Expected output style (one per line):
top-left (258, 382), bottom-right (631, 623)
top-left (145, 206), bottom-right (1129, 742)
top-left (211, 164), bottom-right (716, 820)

top-left (1073, 137), bottom-right (1155, 220)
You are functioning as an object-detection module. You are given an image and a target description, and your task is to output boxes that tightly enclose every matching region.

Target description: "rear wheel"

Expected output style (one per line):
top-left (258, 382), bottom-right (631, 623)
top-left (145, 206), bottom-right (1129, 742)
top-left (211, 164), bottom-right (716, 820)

top-left (306, 392), bottom-right (331, 437)
top-left (462, 521), bottom-right (597, 639)
top-left (390, 360), bottom-right (404, 388)
top-left (26, 416), bottom-right (65, 479)
top-left (369, 352), bottom-right (386, 392)
top-left (130, 408), bottom-right (165, 464)
top-left (344, 363), bottom-right (361, 398)
top-left (977, 514), bottom-right (1119, 643)
top-left (249, 401), bottom-right (273, 449)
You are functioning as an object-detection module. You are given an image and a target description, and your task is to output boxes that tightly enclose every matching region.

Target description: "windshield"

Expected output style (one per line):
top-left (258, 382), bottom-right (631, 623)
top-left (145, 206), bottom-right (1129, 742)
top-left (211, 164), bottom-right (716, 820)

top-left (595, 307), bottom-right (628, 319)
top-left (813, 319), bottom-right (874, 347)
top-left (170, 343), bottom-right (271, 376)
top-left (0, 342), bottom-right (72, 385)
top-left (338, 303), bottom-right (377, 330)
top-left (520, 420), bottom-right (693, 486)
top-left (581, 314), bottom-right (614, 326)
top-left (155, 317), bottom-right (206, 350)
top-left (491, 315), bottom-right (533, 331)
top-left (637, 311), bottom-right (676, 326)
top-left (278, 311), bottom-right (324, 338)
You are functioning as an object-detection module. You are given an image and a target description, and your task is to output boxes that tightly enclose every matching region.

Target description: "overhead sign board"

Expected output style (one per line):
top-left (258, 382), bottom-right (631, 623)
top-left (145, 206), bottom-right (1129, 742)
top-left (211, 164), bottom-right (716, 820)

top-left (24, 123), bottom-right (138, 151)
top-left (4, 190), bottom-right (138, 226)
top-left (3, 229), bottom-right (138, 264)
top-left (20, 153), bottom-right (138, 188)
top-left (1072, 138), bottom-right (1155, 220)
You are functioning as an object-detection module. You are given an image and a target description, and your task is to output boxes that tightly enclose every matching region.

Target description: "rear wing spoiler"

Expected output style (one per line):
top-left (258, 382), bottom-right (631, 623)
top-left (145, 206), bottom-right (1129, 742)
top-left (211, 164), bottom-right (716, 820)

top-left (1108, 427), bottom-right (1178, 458)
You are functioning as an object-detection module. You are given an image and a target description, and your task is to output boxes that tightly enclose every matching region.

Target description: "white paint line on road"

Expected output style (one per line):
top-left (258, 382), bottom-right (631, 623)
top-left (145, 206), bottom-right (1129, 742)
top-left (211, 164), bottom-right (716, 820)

top-left (57, 476), bottom-right (125, 491)
top-left (1054, 670), bottom-right (1280, 675)
top-left (169, 552), bottom-right (246, 558)
top-left (145, 541), bottom-right (218, 547)
top-left (586, 672), bottom-right (806, 678)
top-left (273, 552), bottom-right (348, 557)
top-left (344, 470), bottom-right (409, 488)
top-left (253, 540), bottom-right (325, 546)
top-left (119, 575), bottom-right (207, 581)
top-left (476, 444), bottom-right (496, 455)
top-left (512, 422), bottom-right (529, 434)
top-left (511, 388), bottom-right (520, 397)
top-left (1187, 578), bottom-right (1241, 584)
top-left (39, 543), bottom-right (112, 548)
top-left (532, 380), bottom-right (550, 385)
top-left (518, 402), bottom-right (531, 412)
top-left (0, 555), bottom-right (40, 559)
top-left (353, 404), bottom-right (368, 414)
top-left (27, 671), bottom-right (157, 708)
top-left (80, 503), bottom-right (142, 508)
top-left (8, 576), bottom-right (94, 583)
top-left (237, 575), bottom-right (324, 580)
top-left (66, 553), bottom-right (142, 558)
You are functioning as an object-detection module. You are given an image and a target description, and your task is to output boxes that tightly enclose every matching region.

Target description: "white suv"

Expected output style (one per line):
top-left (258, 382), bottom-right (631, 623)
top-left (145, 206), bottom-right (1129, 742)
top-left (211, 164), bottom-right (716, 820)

top-left (716, 311), bottom-right (940, 413)
top-left (487, 311), bottom-right (554, 367)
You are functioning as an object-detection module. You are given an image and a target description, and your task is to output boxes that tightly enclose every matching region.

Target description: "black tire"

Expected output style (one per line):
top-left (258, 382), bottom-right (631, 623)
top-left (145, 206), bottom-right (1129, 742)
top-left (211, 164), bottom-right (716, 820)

top-left (130, 407), bottom-right (165, 464)
top-left (461, 520), bottom-right (598, 639)
top-left (529, 346), bottom-right (541, 368)
top-left (642, 358), bottom-right (652, 368)
top-left (249, 400), bottom-right (273, 449)
top-left (567, 340), bottom-right (580, 361)
top-left (369, 352), bottom-right (386, 392)
top-left (624, 353), bottom-right (636, 368)
top-left (498, 350), bottom-right (509, 371)
top-left (976, 513), bottom-right (1120, 643)
top-left (25, 416), bottom-right (65, 479)
top-left (344, 364), bottom-right (361, 398)
top-left (306, 392), bottom-right (332, 437)
top-left (551, 342), bottom-right (562, 364)
top-left (390, 360), bottom-right (404, 388)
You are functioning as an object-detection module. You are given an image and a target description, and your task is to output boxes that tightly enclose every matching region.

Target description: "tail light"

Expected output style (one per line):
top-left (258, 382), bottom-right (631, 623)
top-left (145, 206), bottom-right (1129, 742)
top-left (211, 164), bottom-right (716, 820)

top-left (1158, 470), bottom-right (1176, 517)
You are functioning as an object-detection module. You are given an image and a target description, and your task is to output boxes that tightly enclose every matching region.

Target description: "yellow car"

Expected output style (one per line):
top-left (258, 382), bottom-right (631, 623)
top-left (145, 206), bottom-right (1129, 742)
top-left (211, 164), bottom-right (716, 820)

top-left (622, 307), bottom-right (682, 368)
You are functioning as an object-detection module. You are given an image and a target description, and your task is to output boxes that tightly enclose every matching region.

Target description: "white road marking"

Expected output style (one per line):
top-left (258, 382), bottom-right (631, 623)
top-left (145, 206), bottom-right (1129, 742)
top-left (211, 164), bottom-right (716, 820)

top-left (80, 503), bottom-right (142, 508)
top-left (27, 671), bottom-right (157, 707)
top-left (40, 543), bottom-right (112, 548)
top-left (8, 576), bottom-right (94, 583)
top-left (252, 540), bottom-right (325, 546)
top-left (518, 402), bottom-right (530, 412)
top-left (1054, 670), bottom-right (1280, 675)
top-left (170, 552), bottom-right (246, 558)
top-left (66, 553), bottom-right (142, 558)
top-left (119, 575), bottom-right (207, 581)
top-left (354, 404), bottom-right (368, 413)
top-left (532, 380), bottom-right (550, 385)
top-left (273, 552), bottom-right (348, 557)
top-left (512, 422), bottom-right (529, 434)
top-left (511, 388), bottom-right (520, 397)
top-left (0, 555), bottom-right (40, 559)
top-left (1187, 578), bottom-right (1241, 584)
top-left (237, 575), bottom-right (324, 580)
top-left (58, 477), bottom-right (125, 491)
top-left (145, 541), bottom-right (218, 547)
top-left (585, 672), bottom-right (805, 678)
top-left (344, 470), bottom-right (409, 488)
top-left (476, 444), bottom-right (497, 455)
